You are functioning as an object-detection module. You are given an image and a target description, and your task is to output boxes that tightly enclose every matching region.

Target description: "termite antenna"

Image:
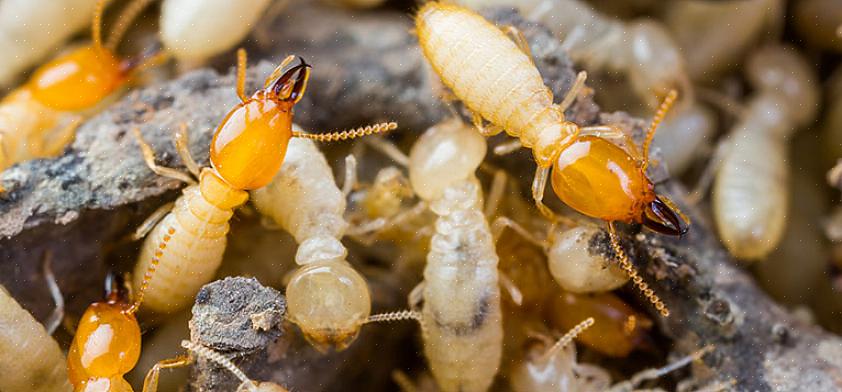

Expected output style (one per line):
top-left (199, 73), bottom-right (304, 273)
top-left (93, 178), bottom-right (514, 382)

top-left (128, 225), bottom-right (175, 314)
top-left (365, 309), bottom-right (422, 324)
top-left (539, 317), bottom-right (594, 363)
top-left (92, 0), bottom-right (106, 51)
top-left (642, 89), bottom-right (678, 172)
top-left (623, 344), bottom-right (715, 389)
top-left (105, 0), bottom-right (155, 51)
top-left (41, 251), bottom-right (64, 335)
top-left (292, 122), bottom-right (398, 143)
top-left (181, 340), bottom-right (257, 391)
top-left (607, 222), bottom-right (670, 317)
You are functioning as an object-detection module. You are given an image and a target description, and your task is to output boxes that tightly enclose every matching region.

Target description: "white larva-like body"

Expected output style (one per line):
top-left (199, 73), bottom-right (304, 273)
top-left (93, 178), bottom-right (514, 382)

top-left (547, 226), bottom-right (627, 293)
top-left (161, 0), bottom-right (272, 62)
top-left (133, 169), bottom-right (247, 314)
top-left (0, 0), bottom-right (102, 86)
top-left (651, 102), bottom-right (716, 175)
top-left (416, 2), bottom-right (567, 167)
top-left (252, 133), bottom-right (370, 351)
top-left (0, 285), bottom-right (71, 392)
top-left (408, 119), bottom-right (502, 392)
top-left (0, 90), bottom-right (62, 170)
top-left (510, 344), bottom-right (610, 392)
top-left (713, 46), bottom-right (819, 260)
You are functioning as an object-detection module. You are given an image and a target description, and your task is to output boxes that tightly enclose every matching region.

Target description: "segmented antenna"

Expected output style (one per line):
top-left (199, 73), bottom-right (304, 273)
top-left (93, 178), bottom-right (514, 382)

top-left (92, 0), bottom-right (106, 51)
top-left (608, 223), bottom-right (670, 317)
top-left (293, 122), bottom-right (398, 143)
top-left (642, 89), bottom-right (678, 171)
top-left (106, 0), bottom-right (155, 51)
top-left (540, 317), bottom-right (594, 363)
top-left (181, 340), bottom-right (258, 391)
top-left (365, 309), bottom-right (421, 324)
top-left (128, 226), bottom-right (175, 314)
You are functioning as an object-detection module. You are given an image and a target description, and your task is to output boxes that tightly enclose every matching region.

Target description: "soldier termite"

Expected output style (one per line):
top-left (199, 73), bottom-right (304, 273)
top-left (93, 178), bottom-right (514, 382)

top-left (0, 269), bottom-right (71, 392)
top-left (131, 49), bottom-right (396, 315)
top-left (160, 0), bottom-right (275, 64)
top-left (0, 0), bottom-right (161, 172)
top-left (143, 340), bottom-right (289, 392)
top-left (416, 2), bottom-right (687, 317)
top-left (0, 0), bottom-right (102, 86)
top-left (251, 123), bottom-right (397, 351)
top-left (511, 318), bottom-right (713, 392)
top-left (703, 46), bottom-right (819, 260)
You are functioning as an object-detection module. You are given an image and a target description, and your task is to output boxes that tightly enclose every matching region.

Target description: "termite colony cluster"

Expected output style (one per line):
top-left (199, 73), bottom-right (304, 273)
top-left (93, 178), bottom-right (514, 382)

top-left (0, 0), bottom-right (841, 391)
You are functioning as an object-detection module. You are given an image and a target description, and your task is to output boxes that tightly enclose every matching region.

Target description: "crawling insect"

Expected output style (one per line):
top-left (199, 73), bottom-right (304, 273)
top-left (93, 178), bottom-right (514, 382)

top-left (709, 46), bottom-right (819, 260)
top-left (143, 340), bottom-right (288, 392)
top-left (66, 272), bottom-right (143, 391)
top-left (0, 0), bottom-right (102, 86)
top-left (548, 291), bottom-right (652, 358)
top-left (510, 318), bottom-right (713, 392)
top-left (416, 2), bottom-right (687, 317)
top-left (160, 0), bottom-right (274, 64)
top-left (132, 49), bottom-right (396, 315)
top-left (251, 123), bottom-right (397, 351)
top-left (0, 0), bottom-right (160, 172)
top-left (0, 280), bottom-right (71, 392)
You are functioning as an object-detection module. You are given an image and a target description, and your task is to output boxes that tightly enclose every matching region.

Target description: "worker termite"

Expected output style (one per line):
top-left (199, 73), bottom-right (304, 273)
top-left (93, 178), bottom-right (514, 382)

top-left (131, 49), bottom-right (396, 315)
top-left (706, 46), bottom-right (819, 260)
top-left (416, 2), bottom-right (687, 317)
top-left (251, 123), bottom-right (397, 351)
top-left (0, 0), bottom-right (160, 172)
top-left (160, 0), bottom-right (275, 64)
top-left (510, 318), bottom-right (713, 392)
top-left (143, 340), bottom-right (288, 392)
top-left (0, 274), bottom-right (71, 392)
top-left (548, 291), bottom-right (652, 358)
top-left (0, 0), bottom-right (102, 86)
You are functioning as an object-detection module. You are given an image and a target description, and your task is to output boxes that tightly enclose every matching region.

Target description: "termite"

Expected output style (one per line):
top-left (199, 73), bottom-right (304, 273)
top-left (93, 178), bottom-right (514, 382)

top-left (416, 2), bottom-right (687, 317)
top-left (143, 340), bottom-right (289, 392)
top-left (511, 318), bottom-right (713, 392)
top-left (251, 124), bottom-right (396, 351)
top-left (0, 261), bottom-right (71, 392)
top-left (160, 0), bottom-right (275, 64)
top-left (548, 291), bottom-right (652, 358)
top-left (707, 46), bottom-right (819, 260)
top-left (0, 0), bottom-right (160, 172)
top-left (131, 49), bottom-right (396, 315)
top-left (66, 272), bottom-right (143, 391)
top-left (321, 0), bottom-right (386, 8)
top-left (0, 0), bottom-right (102, 86)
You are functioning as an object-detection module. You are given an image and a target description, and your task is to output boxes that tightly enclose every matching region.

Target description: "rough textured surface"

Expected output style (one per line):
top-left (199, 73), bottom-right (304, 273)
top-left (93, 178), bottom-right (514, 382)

top-left (0, 1), bottom-right (841, 391)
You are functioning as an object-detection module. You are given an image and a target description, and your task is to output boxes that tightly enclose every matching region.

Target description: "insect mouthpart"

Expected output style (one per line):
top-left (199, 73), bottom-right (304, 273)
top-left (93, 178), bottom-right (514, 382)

top-left (642, 196), bottom-right (687, 236)
top-left (272, 57), bottom-right (311, 104)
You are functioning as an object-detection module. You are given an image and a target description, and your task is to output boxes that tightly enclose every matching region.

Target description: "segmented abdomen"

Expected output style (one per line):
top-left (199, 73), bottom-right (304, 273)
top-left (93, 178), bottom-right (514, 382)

top-left (0, 285), bottom-right (71, 392)
top-left (416, 3), bottom-right (560, 148)
top-left (0, 88), bottom-right (60, 170)
top-left (133, 185), bottom-right (234, 313)
top-left (422, 180), bottom-right (502, 392)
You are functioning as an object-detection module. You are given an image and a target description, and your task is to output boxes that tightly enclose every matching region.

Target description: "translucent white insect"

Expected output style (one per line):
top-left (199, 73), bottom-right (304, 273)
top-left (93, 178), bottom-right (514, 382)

top-left (320, 0), bottom-right (385, 9)
top-left (511, 318), bottom-right (714, 392)
top-left (0, 0), bottom-right (103, 86)
top-left (251, 126), bottom-right (389, 351)
top-left (492, 220), bottom-right (628, 293)
top-left (711, 45), bottom-right (819, 260)
top-left (144, 340), bottom-right (288, 392)
top-left (160, 0), bottom-right (274, 63)
top-left (0, 284), bottom-right (71, 392)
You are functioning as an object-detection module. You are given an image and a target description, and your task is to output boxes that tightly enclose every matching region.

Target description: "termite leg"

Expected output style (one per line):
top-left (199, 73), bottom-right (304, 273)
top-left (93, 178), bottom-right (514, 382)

top-left (499, 273), bottom-right (523, 306)
top-left (610, 345), bottom-right (714, 392)
top-left (105, 0), bottom-right (155, 51)
top-left (142, 355), bottom-right (193, 392)
top-left (500, 25), bottom-right (533, 58)
top-left (470, 111), bottom-right (503, 136)
top-left (687, 139), bottom-right (731, 205)
top-left (642, 89), bottom-right (678, 172)
top-left (133, 128), bottom-right (197, 185)
top-left (130, 202), bottom-right (175, 241)
top-left (36, 116), bottom-right (81, 157)
top-left (531, 166), bottom-right (576, 226)
top-left (607, 222), bottom-right (670, 317)
top-left (558, 71), bottom-right (587, 113)
top-left (263, 55), bottom-right (297, 88)
top-left (493, 139), bottom-right (523, 156)
top-left (41, 252), bottom-right (64, 335)
top-left (363, 136), bottom-right (410, 168)
top-left (236, 49), bottom-right (249, 102)
top-left (91, 0), bottom-right (106, 51)
top-left (342, 155), bottom-right (358, 197)
top-left (484, 169), bottom-right (507, 218)
top-left (391, 370), bottom-right (418, 392)
top-left (174, 123), bottom-right (202, 177)
top-left (491, 216), bottom-right (545, 248)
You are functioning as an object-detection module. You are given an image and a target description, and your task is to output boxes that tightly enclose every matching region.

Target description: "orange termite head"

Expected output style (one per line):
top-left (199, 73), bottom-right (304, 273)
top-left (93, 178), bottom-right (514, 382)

top-left (268, 57), bottom-right (311, 104)
top-left (641, 195), bottom-right (688, 236)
